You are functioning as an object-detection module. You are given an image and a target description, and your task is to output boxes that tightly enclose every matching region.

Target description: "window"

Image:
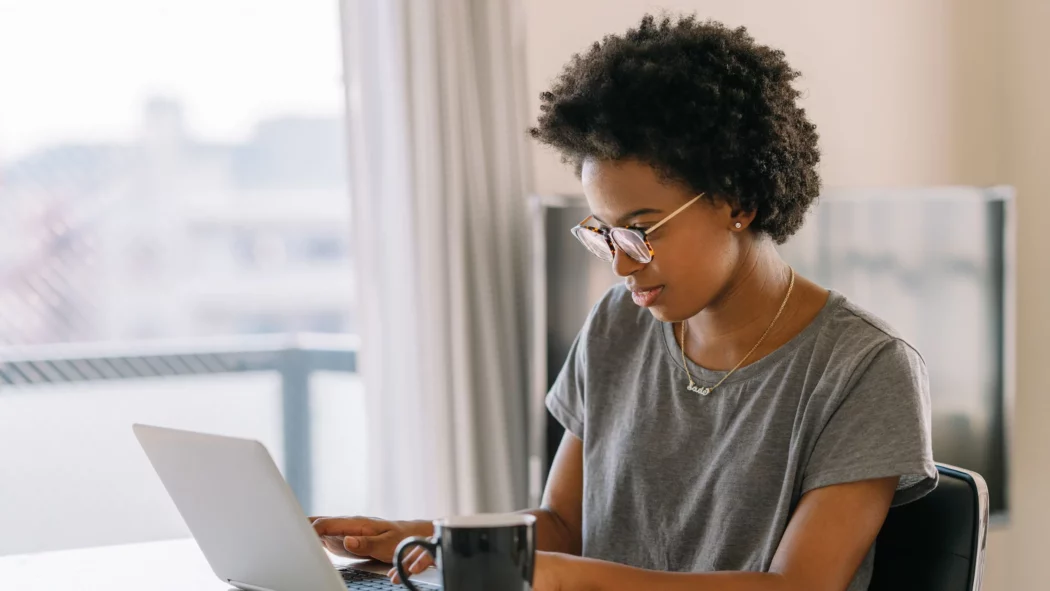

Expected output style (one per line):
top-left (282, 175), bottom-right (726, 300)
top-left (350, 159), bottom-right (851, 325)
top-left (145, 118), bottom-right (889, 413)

top-left (0, 0), bottom-right (363, 556)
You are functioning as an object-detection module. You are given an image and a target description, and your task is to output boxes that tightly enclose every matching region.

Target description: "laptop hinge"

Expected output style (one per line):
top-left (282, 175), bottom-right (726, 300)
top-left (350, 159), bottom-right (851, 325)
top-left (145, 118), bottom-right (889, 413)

top-left (228, 579), bottom-right (277, 591)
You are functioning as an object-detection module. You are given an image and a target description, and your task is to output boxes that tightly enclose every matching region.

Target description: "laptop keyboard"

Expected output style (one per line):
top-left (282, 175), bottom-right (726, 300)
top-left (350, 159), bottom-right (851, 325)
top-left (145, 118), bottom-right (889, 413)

top-left (338, 566), bottom-right (440, 589)
top-left (339, 568), bottom-right (400, 589)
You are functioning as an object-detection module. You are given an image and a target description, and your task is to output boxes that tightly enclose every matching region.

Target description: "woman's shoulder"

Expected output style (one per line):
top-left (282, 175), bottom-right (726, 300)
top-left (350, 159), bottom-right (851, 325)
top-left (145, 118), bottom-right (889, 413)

top-left (813, 291), bottom-right (926, 378)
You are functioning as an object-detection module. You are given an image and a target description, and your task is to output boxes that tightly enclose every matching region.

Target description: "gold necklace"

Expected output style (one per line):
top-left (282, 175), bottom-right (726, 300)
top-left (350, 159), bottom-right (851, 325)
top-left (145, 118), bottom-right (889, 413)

top-left (679, 267), bottom-right (795, 396)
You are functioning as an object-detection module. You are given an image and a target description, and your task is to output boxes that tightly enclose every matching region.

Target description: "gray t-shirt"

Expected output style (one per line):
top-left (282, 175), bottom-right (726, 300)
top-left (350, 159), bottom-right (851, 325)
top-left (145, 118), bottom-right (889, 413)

top-left (546, 286), bottom-right (937, 591)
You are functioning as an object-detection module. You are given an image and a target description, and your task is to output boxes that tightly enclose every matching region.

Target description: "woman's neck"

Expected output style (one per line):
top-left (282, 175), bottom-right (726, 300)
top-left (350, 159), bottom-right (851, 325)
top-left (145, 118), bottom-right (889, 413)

top-left (682, 242), bottom-right (815, 372)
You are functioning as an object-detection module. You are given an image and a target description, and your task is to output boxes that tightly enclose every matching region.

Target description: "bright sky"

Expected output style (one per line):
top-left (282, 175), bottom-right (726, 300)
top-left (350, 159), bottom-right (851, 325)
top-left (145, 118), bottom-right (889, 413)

top-left (0, 0), bottom-right (345, 160)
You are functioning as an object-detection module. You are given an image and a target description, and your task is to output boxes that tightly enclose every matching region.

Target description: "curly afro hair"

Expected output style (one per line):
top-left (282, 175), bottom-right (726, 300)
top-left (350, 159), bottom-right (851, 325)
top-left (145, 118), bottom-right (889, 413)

top-left (529, 15), bottom-right (821, 244)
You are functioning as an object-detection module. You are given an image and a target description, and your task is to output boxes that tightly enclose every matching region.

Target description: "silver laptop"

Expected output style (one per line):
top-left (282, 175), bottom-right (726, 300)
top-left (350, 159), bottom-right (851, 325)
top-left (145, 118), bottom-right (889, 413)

top-left (133, 423), bottom-right (441, 591)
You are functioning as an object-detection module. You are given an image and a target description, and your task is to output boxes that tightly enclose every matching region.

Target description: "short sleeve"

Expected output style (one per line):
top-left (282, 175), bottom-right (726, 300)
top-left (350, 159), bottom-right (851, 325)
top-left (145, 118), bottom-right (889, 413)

top-left (545, 323), bottom-right (589, 440)
top-left (802, 339), bottom-right (938, 507)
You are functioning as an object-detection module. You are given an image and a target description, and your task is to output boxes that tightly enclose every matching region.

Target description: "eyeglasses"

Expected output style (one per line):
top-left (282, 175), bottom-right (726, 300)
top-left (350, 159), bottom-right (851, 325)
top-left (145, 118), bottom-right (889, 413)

top-left (570, 193), bottom-right (704, 264)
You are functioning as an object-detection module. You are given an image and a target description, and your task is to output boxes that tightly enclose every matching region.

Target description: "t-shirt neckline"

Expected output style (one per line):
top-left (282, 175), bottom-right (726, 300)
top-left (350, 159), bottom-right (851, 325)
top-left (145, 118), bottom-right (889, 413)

top-left (660, 289), bottom-right (845, 388)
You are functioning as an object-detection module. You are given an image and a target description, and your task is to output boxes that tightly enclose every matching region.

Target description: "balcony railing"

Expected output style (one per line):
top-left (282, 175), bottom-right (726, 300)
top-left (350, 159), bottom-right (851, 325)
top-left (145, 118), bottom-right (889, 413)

top-left (0, 333), bottom-right (358, 517)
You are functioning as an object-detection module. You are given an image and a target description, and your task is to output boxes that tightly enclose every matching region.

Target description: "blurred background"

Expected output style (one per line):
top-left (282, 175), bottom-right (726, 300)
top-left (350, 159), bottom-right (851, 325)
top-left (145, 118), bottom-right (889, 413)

top-left (2, 1), bottom-right (1049, 590)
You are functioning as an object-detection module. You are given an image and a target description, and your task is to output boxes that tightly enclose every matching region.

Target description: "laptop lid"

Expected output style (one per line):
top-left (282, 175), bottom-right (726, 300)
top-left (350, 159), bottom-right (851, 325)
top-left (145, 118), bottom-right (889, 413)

top-left (132, 423), bottom-right (345, 591)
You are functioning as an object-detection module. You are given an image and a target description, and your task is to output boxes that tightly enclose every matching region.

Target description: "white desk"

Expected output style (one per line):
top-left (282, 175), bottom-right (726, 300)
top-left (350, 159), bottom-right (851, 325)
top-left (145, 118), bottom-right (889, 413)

top-left (0, 539), bottom-right (230, 590)
top-left (0, 539), bottom-right (432, 590)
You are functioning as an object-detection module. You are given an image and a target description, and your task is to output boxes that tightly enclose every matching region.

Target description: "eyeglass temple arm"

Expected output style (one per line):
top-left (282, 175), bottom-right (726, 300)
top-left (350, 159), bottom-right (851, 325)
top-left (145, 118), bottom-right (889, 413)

top-left (645, 193), bottom-right (705, 234)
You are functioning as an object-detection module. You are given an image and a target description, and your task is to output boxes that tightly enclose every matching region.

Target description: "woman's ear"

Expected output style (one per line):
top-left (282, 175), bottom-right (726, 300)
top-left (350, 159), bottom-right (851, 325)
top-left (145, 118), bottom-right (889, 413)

top-left (730, 208), bottom-right (757, 231)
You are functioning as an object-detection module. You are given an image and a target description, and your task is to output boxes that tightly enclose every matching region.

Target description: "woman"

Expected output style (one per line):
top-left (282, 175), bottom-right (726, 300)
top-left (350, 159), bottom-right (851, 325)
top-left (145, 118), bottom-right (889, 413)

top-left (314, 15), bottom-right (936, 591)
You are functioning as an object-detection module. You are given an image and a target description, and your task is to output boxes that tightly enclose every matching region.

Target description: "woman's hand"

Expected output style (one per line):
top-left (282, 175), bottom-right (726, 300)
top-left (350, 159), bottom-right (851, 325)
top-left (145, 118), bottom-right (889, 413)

top-left (388, 549), bottom-right (573, 588)
top-left (310, 516), bottom-right (432, 563)
top-left (386, 544), bottom-right (437, 584)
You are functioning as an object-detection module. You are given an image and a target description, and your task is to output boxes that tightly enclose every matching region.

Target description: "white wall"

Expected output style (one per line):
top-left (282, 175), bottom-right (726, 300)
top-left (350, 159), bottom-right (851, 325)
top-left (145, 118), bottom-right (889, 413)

top-left (1001, 1), bottom-right (1050, 590)
top-left (524, 1), bottom-right (1049, 589)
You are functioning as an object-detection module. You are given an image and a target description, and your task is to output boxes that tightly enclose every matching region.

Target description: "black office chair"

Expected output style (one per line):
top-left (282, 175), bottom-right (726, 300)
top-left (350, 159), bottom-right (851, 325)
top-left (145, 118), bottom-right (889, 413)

top-left (869, 463), bottom-right (990, 591)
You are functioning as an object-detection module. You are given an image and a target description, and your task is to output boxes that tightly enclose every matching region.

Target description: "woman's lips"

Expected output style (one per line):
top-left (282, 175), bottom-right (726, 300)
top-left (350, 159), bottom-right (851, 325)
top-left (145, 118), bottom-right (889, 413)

top-left (630, 286), bottom-right (664, 307)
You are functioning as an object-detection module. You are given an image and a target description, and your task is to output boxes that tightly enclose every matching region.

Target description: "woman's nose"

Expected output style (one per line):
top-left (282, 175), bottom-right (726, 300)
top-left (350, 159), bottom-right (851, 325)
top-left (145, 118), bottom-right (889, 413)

top-left (611, 247), bottom-right (645, 277)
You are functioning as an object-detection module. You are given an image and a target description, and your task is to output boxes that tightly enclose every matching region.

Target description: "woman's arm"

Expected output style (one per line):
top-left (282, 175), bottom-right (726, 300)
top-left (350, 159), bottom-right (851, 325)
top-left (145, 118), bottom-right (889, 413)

top-left (522, 431), bottom-right (584, 555)
top-left (388, 431), bottom-right (585, 583)
top-left (541, 475), bottom-right (898, 591)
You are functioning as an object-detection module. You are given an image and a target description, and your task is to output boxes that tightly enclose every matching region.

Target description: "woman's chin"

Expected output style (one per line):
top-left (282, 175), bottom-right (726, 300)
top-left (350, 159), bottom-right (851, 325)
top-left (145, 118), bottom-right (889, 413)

top-left (645, 305), bottom-right (676, 323)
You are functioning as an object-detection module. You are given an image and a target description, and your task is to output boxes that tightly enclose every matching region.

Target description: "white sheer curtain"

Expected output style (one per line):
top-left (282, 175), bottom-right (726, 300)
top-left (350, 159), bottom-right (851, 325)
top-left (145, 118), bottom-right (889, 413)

top-left (339, 0), bottom-right (532, 519)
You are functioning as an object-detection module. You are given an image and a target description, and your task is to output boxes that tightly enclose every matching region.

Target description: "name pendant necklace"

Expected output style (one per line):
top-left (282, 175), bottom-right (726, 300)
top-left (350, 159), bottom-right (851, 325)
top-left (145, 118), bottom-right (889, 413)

top-left (679, 267), bottom-right (795, 396)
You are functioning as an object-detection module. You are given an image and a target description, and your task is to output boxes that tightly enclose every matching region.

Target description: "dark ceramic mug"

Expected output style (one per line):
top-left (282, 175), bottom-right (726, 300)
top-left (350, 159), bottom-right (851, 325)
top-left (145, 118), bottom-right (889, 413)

top-left (395, 513), bottom-right (536, 591)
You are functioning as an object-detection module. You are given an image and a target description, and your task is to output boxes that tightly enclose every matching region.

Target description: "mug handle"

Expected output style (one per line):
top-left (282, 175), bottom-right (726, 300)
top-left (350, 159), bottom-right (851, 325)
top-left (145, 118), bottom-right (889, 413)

top-left (394, 536), bottom-right (439, 591)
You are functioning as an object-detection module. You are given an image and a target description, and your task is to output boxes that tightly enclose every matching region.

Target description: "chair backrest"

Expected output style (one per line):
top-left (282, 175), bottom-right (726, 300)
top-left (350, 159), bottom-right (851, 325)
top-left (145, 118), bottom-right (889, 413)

top-left (869, 464), bottom-right (989, 591)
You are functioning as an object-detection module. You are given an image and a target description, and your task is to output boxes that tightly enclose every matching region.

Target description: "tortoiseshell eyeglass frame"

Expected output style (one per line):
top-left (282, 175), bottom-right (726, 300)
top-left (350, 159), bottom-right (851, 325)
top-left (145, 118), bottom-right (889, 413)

top-left (570, 193), bottom-right (705, 264)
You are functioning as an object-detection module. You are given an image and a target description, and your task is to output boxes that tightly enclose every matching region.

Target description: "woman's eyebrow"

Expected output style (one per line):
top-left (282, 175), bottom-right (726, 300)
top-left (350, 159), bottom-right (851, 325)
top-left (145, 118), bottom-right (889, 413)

top-left (592, 208), bottom-right (664, 226)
